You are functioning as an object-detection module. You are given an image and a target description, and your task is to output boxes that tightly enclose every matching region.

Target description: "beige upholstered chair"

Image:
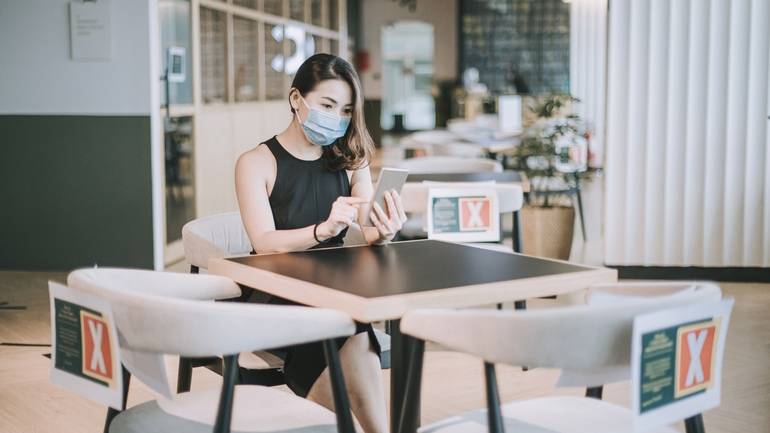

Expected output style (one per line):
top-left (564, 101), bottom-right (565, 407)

top-left (66, 268), bottom-right (357, 433)
top-left (400, 282), bottom-right (728, 433)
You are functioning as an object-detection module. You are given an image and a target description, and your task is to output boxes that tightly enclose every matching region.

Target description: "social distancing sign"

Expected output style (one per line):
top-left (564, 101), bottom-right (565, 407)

top-left (427, 188), bottom-right (500, 242)
top-left (49, 281), bottom-right (123, 409)
top-left (631, 298), bottom-right (733, 432)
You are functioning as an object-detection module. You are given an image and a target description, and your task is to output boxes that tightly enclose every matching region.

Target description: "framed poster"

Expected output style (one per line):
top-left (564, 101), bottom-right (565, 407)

top-left (426, 188), bottom-right (500, 243)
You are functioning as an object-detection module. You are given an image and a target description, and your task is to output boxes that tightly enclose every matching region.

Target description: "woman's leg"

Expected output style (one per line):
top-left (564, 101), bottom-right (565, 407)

top-left (306, 333), bottom-right (387, 433)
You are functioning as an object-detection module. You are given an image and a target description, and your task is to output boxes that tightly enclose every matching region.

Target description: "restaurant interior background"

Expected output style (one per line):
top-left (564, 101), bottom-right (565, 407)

top-left (3, 0), bottom-right (768, 279)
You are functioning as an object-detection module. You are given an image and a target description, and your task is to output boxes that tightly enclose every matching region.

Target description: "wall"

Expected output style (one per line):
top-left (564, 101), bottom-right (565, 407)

top-left (358, 0), bottom-right (458, 100)
top-left (194, 102), bottom-right (292, 217)
top-left (0, 0), bottom-right (159, 270)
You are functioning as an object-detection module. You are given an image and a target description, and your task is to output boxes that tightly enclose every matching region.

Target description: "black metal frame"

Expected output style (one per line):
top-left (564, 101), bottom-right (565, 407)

top-left (103, 366), bottom-right (130, 433)
top-left (484, 362), bottom-right (505, 433)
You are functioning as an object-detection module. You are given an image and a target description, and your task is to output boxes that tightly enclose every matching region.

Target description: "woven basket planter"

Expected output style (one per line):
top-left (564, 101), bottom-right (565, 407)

top-left (521, 205), bottom-right (575, 260)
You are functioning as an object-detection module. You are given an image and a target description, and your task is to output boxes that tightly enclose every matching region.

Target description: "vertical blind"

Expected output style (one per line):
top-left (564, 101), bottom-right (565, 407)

top-left (604, 0), bottom-right (770, 267)
top-left (570, 0), bottom-right (608, 167)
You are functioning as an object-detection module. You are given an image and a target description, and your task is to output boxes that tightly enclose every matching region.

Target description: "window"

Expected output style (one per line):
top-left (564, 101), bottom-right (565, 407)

top-left (200, 7), bottom-right (227, 103)
top-left (198, 0), bottom-right (343, 104)
top-left (265, 23), bottom-right (285, 100)
top-left (233, 17), bottom-right (259, 102)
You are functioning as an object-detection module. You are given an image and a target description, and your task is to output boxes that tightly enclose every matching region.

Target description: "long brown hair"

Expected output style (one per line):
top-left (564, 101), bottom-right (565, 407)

top-left (289, 54), bottom-right (374, 171)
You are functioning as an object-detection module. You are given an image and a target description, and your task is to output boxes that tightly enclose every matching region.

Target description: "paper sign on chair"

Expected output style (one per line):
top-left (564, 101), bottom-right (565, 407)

top-left (631, 298), bottom-right (734, 432)
top-left (426, 188), bottom-right (500, 243)
top-left (49, 281), bottom-right (124, 409)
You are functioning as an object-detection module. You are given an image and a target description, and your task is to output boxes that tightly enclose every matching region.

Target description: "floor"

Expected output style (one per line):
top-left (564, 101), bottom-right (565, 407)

top-left (2, 177), bottom-right (769, 432)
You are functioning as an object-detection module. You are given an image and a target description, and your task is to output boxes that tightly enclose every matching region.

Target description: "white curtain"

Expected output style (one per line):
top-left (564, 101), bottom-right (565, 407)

top-left (570, 0), bottom-right (608, 168)
top-left (604, 0), bottom-right (770, 267)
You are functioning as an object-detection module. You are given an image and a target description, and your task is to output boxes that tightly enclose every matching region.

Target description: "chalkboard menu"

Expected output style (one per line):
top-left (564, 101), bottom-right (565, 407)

top-left (460, 0), bottom-right (570, 95)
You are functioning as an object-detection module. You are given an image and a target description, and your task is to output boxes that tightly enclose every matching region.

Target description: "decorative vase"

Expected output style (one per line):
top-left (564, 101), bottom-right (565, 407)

top-left (521, 204), bottom-right (575, 260)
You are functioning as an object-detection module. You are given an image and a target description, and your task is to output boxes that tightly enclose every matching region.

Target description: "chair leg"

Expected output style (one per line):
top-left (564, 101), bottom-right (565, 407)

top-left (685, 414), bottom-right (705, 433)
top-left (512, 210), bottom-right (523, 253)
top-left (574, 176), bottom-right (587, 242)
top-left (177, 357), bottom-right (193, 393)
top-left (514, 301), bottom-right (527, 371)
top-left (103, 366), bottom-right (130, 433)
top-left (585, 386), bottom-right (603, 399)
top-left (484, 362), bottom-right (506, 433)
top-left (323, 339), bottom-right (356, 433)
top-left (213, 355), bottom-right (239, 433)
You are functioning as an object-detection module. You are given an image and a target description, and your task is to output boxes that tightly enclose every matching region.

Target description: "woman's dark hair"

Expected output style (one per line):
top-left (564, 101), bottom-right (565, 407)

top-left (290, 53), bottom-right (374, 171)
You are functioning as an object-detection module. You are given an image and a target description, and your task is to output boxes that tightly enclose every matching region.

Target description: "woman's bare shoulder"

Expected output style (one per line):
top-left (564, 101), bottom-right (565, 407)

top-left (236, 143), bottom-right (276, 175)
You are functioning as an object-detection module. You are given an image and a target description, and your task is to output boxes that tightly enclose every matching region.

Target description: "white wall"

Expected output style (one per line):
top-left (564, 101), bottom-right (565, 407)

top-left (570, 0), bottom-right (607, 168)
top-left (0, 0), bottom-right (154, 115)
top-left (604, 0), bottom-right (770, 267)
top-left (358, 0), bottom-right (458, 99)
top-left (194, 101), bottom-right (292, 217)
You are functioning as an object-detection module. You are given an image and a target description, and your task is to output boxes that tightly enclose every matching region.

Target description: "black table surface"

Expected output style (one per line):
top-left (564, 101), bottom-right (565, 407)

top-left (228, 240), bottom-right (593, 299)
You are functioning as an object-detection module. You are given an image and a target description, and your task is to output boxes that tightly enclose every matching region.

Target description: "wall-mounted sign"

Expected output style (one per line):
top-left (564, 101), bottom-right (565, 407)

top-left (426, 188), bottom-right (500, 243)
top-left (69, 1), bottom-right (111, 61)
top-left (49, 281), bottom-right (123, 409)
top-left (166, 46), bottom-right (186, 83)
top-left (631, 299), bottom-right (733, 432)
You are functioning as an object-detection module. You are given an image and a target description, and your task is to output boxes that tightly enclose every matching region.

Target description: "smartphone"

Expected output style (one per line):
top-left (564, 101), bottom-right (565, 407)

top-left (362, 167), bottom-right (410, 226)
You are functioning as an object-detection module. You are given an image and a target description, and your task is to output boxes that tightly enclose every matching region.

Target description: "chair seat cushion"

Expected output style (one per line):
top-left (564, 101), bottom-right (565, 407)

top-left (110, 385), bottom-right (338, 433)
top-left (419, 396), bottom-right (680, 433)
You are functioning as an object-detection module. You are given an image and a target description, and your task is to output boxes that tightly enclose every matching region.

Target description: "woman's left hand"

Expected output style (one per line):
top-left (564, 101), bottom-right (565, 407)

top-left (370, 190), bottom-right (408, 243)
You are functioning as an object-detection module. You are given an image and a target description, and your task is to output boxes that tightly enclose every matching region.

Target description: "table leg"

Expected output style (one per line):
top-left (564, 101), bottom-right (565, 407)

top-left (389, 319), bottom-right (423, 433)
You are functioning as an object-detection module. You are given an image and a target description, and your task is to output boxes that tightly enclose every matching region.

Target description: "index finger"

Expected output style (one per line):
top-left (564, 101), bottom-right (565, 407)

top-left (337, 196), bottom-right (370, 206)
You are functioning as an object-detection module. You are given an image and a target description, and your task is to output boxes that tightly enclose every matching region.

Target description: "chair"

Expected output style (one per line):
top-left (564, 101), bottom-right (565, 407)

top-left (394, 156), bottom-right (503, 174)
top-left (67, 268), bottom-right (242, 432)
top-left (181, 212), bottom-right (392, 384)
top-left (399, 282), bottom-right (727, 433)
top-left (66, 268), bottom-right (358, 433)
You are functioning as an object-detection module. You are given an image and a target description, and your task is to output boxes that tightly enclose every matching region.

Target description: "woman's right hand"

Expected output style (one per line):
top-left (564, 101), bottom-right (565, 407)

top-left (317, 196), bottom-right (369, 240)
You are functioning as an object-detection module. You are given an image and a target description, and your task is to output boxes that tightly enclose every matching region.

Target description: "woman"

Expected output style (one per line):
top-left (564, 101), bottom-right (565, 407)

top-left (235, 54), bottom-right (406, 433)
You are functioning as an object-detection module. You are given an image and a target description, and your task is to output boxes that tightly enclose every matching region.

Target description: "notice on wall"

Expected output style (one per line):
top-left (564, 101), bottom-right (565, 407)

top-left (69, 1), bottom-right (111, 60)
top-left (427, 188), bottom-right (500, 243)
top-left (49, 281), bottom-right (123, 409)
top-left (631, 299), bottom-right (733, 432)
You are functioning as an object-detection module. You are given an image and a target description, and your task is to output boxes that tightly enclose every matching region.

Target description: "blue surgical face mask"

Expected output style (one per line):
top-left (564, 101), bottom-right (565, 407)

top-left (296, 97), bottom-right (351, 146)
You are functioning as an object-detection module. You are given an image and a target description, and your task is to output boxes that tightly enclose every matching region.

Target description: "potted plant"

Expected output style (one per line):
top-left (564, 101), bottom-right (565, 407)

top-left (510, 94), bottom-right (588, 260)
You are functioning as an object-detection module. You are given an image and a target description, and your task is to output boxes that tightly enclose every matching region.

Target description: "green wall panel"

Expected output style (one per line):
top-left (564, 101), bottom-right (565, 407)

top-left (0, 115), bottom-right (154, 270)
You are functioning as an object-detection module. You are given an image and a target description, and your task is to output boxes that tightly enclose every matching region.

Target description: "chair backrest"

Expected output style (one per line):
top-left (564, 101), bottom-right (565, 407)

top-left (401, 182), bottom-right (523, 214)
top-left (401, 283), bottom-right (722, 380)
top-left (431, 142), bottom-right (486, 158)
top-left (68, 269), bottom-right (355, 358)
top-left (394, 156), bottom-right (503, 174)
top-left (182, 212), bottom-right (253, 269)
top-left (68, 267), bottom-right (241, 301)
top-left (401, 130), bottom-right (458, 146)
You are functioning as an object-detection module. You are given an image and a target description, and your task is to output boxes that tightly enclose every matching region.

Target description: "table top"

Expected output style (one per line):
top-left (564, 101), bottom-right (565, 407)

top-left (209, 240), bottom-right (617, 322)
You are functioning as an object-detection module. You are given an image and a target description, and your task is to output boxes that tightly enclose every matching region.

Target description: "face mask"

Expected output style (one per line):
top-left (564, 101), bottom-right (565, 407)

top-left (296, 97), bottom-right (351, 146)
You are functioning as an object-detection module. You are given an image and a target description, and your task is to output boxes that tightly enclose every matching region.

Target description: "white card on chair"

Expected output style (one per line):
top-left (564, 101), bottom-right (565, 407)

top-left (426, 188), bottom-right (500, 242)
top-left (49, 281), bottom-right (123, 410)
top-left (631, 298), bottom-right (734, 432)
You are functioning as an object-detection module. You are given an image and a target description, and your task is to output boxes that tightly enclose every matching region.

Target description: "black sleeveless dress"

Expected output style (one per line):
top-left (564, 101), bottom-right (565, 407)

top-left (258, 136), bottom-right (381, 397)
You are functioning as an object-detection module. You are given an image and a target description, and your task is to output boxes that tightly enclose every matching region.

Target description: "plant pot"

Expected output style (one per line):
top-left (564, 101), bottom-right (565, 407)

top-left (521, 205), bottom-right (575, 260)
